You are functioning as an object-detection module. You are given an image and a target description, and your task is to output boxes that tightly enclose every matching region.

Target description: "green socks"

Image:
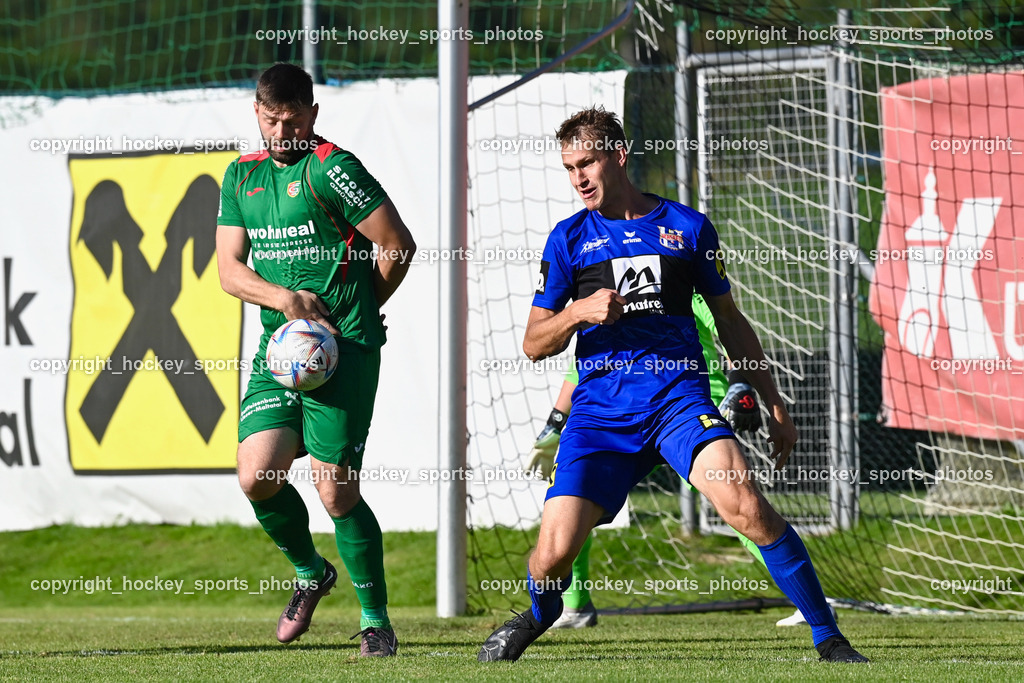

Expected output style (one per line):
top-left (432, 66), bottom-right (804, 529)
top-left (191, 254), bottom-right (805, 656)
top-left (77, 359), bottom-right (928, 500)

top-left (250, 484), bottom-right (393, 632)
top-left (735, 529), bottom-right (766, 566)
top-left (252, 487), bottom-right (390, 628)
top-left (250, 483), bottom-right (324, 586)
top-left (562, 533), bottom-right (593, 610)
top-left (333, 497), bottom-right (391, 629)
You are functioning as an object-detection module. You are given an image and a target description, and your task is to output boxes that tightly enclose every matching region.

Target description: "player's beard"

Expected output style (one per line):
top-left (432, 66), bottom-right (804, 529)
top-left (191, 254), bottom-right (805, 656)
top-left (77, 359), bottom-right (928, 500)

top-left (264, 135), bottom-right (314, 165)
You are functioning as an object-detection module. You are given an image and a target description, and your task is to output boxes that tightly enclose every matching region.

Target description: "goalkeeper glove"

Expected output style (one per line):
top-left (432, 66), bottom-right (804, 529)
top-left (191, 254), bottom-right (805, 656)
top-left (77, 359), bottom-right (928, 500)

top-left (525, 408), bottom-right (568, 479)
top-left (718, 369), bottom-right (762, 433)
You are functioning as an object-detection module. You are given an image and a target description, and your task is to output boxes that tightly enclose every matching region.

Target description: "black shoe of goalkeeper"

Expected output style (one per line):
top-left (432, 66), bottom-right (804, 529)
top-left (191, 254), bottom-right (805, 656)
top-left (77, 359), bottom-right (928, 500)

top-left (816, 636), bottom-right (869, 663)
top-left (478, 609), bottom-right (549, 662)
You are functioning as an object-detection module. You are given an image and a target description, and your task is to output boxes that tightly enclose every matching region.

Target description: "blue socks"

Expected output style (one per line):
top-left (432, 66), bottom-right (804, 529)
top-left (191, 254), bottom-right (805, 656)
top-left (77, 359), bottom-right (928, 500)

top-left (528, 570), bottom-right (571, 626)
top-left (757, 523), bottom-right (842, 646)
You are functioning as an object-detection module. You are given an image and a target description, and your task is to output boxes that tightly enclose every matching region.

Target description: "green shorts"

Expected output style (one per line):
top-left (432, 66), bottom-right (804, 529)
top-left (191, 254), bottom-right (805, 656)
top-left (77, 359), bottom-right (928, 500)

top-left (238, 349), bottom-right (381, 468)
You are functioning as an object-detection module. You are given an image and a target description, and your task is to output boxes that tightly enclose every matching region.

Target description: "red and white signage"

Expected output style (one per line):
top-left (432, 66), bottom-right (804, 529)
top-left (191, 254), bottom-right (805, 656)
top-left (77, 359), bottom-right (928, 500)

top-left (869, 72), bottom-right (1024, 441)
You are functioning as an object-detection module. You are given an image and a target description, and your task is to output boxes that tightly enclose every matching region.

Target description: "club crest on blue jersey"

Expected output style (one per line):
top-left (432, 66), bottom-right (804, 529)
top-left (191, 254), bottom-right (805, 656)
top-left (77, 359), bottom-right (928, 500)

top-left (658, 225), bottom-right (685, 250)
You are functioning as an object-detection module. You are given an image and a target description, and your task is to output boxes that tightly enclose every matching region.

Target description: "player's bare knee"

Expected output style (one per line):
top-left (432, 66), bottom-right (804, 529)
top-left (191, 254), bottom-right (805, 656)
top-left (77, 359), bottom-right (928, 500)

top-left (318, 479), bottom-right (360, 517)
top-left (238, 467), bottom-right (283, 501)
top-left (530, 542), bottom-right (575, 580)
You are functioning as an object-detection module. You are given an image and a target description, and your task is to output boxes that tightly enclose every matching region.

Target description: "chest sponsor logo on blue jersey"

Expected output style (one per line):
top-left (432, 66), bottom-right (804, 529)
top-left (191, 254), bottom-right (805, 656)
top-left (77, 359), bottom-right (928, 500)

top-left (611, 255), bottom-right (665, 315)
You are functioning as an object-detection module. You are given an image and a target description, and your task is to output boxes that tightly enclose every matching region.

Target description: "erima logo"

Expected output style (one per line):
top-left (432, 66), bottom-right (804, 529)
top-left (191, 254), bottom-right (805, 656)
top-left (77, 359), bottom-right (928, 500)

top-left (622, 230), bottom-right (642, 244)
top-left (612, 255), bottom-right (662, 297)
top-left (246, 219), bottom-right (316, 241)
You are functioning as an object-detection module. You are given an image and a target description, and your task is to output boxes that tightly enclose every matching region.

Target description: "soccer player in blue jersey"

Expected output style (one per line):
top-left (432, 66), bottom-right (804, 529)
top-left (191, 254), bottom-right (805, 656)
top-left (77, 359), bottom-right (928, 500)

top-left (478, 107), bottom-right (867, 663)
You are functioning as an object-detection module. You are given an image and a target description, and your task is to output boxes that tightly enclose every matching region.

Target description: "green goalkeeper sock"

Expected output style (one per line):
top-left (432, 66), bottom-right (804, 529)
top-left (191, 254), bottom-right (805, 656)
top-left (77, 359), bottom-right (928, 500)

top-left (735, 529), bottom-right (766, 566)
top-left (250, 483), bottom-right (323, 585)
top-left (562, 534), bottom-right (593, 610)
top-left (333, 498), bottom-right (391, 629)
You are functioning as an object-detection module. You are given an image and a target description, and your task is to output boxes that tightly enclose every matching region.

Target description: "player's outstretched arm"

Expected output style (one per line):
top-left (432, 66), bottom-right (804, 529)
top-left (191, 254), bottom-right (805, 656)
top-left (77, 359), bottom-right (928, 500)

top-left (216, 225), bottom-right (339, 334)
top-left (703, 290), bottom-right (797, 467)
top-left (353, 198), bottom-right (416, 307)
top-left (523, 289), bottom-right (625, 361)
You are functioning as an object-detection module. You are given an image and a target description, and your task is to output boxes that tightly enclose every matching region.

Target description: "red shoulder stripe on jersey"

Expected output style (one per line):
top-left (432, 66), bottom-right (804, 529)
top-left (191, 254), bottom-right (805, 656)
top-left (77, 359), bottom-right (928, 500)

top-left (235, 153), bottom-right (269, 195)
top-left (313, 136), bottom-right (336, 162)
top-left (304, 162), bottom-right (356, 282)
top-left (239, 149), bottom-right (270, 163)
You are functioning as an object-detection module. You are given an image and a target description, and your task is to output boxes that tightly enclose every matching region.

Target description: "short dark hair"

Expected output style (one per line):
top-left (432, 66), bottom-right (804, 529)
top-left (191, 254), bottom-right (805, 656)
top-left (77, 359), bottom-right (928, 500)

top-left (555, 106), bottom-right (627, 153)
top-left (256, 63), bottom-right (314, 110)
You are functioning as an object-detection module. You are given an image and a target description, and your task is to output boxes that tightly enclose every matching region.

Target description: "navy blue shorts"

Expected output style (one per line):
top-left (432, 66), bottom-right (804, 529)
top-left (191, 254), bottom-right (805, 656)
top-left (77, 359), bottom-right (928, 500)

top-left (547, 396), bottom-right (735, 525)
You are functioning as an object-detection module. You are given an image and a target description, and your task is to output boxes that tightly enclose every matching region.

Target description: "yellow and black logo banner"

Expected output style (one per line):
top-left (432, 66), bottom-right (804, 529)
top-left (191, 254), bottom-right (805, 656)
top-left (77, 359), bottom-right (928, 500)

top-left (67, 150), bottom-right (241, 473)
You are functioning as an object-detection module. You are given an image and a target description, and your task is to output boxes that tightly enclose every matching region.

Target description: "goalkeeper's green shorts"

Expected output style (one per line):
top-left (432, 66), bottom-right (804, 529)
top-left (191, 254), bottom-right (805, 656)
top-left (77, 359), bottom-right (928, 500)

top-left (238, 349), bottom-right (380, 468)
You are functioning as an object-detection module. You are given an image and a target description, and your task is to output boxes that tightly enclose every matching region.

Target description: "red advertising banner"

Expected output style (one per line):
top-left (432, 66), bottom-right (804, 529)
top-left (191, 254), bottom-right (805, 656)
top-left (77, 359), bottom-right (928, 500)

top-left (869, 72), bottom-right (1024, 441)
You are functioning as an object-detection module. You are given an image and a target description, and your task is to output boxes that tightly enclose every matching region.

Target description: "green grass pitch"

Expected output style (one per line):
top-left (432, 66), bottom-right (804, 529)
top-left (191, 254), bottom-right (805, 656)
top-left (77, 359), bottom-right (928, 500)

top-left (1, 525), bottom-right (1021, 681)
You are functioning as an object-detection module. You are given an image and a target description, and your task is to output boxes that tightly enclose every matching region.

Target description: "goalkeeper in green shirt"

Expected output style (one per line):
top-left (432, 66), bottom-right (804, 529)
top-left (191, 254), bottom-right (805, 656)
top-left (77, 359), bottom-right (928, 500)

top-left (525, 294), bottom-right (834, 628)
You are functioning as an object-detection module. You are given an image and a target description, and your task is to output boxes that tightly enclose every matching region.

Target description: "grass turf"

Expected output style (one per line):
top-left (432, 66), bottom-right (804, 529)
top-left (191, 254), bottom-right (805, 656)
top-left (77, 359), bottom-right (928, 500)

top-left (1, 607), bottom-right (1022, 680)
top-left (1, 524), bottom-right (1021, 680)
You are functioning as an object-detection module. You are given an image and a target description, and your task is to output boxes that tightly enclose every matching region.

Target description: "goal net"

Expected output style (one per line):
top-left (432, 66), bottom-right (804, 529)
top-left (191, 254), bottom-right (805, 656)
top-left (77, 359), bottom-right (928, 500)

top-left (465, 1), bottom-right (1024, 616)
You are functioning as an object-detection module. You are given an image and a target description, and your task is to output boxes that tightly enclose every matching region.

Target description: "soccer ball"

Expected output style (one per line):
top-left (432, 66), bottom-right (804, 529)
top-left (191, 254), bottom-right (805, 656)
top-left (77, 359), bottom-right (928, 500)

top-left (265, 319), bottom-right (339, 391)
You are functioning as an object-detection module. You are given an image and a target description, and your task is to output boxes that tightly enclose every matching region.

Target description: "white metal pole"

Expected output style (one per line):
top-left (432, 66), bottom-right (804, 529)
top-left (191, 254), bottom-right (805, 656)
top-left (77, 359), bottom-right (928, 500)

top-left (302, 0), bottom-right (318, 82)
top-left (437, 0), bottom-right (469, 618)
top-left (675, 19), bottom-right (697, 534)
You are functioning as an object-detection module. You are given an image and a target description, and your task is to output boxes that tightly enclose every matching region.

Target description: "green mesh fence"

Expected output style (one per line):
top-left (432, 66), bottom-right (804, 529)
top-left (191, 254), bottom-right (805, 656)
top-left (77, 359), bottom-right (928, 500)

top-left (3, 1), bottom-right (1019, 94)
top-left (0, 0), bottom-right (631, 94)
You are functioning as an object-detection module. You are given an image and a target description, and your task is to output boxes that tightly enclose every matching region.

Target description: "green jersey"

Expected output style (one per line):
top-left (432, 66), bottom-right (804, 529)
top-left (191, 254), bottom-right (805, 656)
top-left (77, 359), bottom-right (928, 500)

top-left (217, 136), bottom-right (387, 351)
top-left (691, 294), bottom-right (728, 403)
top-left (564, 294), bottom-right (728, 402)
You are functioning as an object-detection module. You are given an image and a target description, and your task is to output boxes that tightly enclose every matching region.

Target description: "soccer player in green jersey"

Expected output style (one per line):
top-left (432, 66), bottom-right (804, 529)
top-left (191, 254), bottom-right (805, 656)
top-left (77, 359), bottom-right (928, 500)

top-left (215, 63), bottom-right (416, 656)
top-left (527, 295), bottom-right (835, 628)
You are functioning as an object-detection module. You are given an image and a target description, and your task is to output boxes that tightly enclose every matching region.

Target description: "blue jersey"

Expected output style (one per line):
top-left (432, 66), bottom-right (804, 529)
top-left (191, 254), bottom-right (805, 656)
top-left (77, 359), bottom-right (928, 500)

top-left (532, 195), bottom-right (730, 418)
